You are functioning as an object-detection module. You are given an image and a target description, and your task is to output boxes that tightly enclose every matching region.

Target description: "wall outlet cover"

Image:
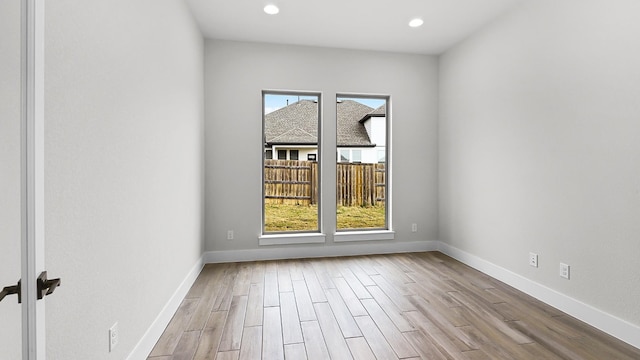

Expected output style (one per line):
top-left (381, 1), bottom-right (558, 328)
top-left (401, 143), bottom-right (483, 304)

top-left (560, 263), bottom-right (570, 279)
top-left (529, 252), bottom-right (538, 268)
top-left (109, 322), bottom-right (119, 352)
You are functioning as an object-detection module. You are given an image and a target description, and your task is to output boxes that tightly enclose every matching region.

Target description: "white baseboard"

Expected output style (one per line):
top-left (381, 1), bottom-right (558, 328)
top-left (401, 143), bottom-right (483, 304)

top-left (437, 242), bottom-right (640, 350)
top-left (126, 255), bottom-right (204, 360)
top-left (204, 240), bottom-right (438, 263)
top-left (128, 241), bottom-right (639, 358)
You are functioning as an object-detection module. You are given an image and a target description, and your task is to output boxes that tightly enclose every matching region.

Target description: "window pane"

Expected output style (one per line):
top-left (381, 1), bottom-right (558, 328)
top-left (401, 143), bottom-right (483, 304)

top-left (263, 93), bottom-right (320, 233)
top-left (339, 149), bottom-right (349, 162)
top-left (336, 96), bottom-right (388, 230)
top-left (265, 150), bottom-right (273, 159)
top-left (352, 150), bottom-right (361, 163)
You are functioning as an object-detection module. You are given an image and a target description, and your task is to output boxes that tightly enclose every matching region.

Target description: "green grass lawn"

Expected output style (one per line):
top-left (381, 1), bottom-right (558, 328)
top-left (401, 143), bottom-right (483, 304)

top-left (264, 204), bottom-right (385, 232)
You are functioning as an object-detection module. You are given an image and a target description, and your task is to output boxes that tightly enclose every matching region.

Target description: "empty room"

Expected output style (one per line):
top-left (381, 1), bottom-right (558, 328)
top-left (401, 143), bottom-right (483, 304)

top-left (1, 0), bottom-right (639, 359)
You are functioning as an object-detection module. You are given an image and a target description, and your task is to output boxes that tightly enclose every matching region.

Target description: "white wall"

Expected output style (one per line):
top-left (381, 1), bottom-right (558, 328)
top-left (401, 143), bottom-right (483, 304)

top-left (205, 40), bottom-right (438, 252)
top-left (366, 116), bottom-right (387, 146)
top-left (0, 1), bottom-right (22, 358)
top-left (440, 0), bottom-right (640, 332)
top-left (43, 1), bottom-right (204, 359)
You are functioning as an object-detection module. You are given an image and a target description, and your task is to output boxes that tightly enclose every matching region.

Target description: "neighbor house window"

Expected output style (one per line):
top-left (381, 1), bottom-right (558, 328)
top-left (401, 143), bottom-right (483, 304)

top-left (337, 149), bottom-right (364, 163)
top-left (265, 150), bottom-right (273, 159)
top-left (352, 150), bottom-right (361, 163)
top-left (263, 92), bottom-right (321, 234)
top-left (336, 95), bottom-right (390, 231)
top-left (339, 149), bottom-right (350, 162)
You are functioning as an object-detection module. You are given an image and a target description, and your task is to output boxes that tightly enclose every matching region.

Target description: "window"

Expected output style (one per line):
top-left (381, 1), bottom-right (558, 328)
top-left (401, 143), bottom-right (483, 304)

top-left (262, 92), bottom-right (321, 234)
top-left (352, 150), bottom-right (361, 163)
top-left (336, 95), bottom-right (389, 231)
top-left (338, 149), bottom-right (349, 162)
top-left (265, 150), bottom-right (273, 159)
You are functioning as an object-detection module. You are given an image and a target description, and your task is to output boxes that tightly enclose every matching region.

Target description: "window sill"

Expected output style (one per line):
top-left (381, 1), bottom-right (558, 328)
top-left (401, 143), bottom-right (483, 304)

top-left (259, 232), bottom-right (326, 246)
top-left (333, 230), bottom-right (395, 242)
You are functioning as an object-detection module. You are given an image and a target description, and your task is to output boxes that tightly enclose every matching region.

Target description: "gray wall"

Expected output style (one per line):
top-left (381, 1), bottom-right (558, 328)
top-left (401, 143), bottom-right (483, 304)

top-left (439, 0), bottom-right (640, 327)
top-left (44, 0), bottom-right (204, 358)
top-left (0, 1), bottom-right (22, 358)
top-left (204, 40), bottom-right (439, 252)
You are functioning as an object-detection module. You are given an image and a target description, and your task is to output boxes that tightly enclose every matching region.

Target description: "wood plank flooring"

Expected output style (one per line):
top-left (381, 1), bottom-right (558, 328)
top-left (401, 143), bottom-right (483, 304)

top-left (147, 252), bottom-right (640, 359)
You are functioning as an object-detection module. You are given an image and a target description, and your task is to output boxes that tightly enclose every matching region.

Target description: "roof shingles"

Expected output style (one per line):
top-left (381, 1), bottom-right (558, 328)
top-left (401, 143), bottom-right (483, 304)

top-left (265, 100), bottom-right (318, 145)
top-left (265, 99), bottom-right (376, 147)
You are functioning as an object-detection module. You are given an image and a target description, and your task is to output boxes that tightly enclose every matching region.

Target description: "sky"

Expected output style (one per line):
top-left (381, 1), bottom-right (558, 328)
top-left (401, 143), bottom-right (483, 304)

top-left (264, 94), bottom-right (385, 114)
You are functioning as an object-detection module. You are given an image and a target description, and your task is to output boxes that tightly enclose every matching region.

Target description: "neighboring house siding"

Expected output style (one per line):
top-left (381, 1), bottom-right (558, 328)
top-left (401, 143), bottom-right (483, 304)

top-left (266, 146), bottom-right (317, 161)
top-left (364, 116), bottom-right (386, 146)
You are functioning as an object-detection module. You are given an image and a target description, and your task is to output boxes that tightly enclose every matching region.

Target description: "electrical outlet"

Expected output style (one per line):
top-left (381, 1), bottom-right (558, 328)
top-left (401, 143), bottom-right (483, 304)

top-left (109, 322), bottom-right (119, 352)
top-left (227, 230), bottom-right (234, 240)
top-left (529, 252), bottom-right (538, 268)
top-left (560, 263), bottom-right (570, 279)
top-left (411, 223), bottom-right (417, 232)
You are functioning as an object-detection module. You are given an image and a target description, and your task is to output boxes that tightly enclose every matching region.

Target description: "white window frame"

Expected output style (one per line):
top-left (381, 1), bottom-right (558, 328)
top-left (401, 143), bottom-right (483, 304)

top-left (335, 94), bottom-right (393, 240)
top-left (260, 90), bottom-right (324, 245)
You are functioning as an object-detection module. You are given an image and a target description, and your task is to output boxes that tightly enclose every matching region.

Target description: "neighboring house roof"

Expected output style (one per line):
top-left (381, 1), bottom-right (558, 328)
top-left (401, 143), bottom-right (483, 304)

top-left (264, 99), bottom-right (377, 147)
top-left (265, 100), bottom-right (318, 145)
top-left (336, 100), bottom-right (376, 147)
top-left (359, 104), bottom-right (386, 123)
top-left (270, 128), bottom-right (316, 144)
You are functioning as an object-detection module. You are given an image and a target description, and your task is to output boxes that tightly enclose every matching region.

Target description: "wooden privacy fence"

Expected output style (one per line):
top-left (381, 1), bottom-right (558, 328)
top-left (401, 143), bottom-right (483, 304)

top-left (336, 163), bottom-right (386, 207)
top-left (264, 159), bottom-right (318, 205)
top-left (264, 159), bottom-right (385, 206)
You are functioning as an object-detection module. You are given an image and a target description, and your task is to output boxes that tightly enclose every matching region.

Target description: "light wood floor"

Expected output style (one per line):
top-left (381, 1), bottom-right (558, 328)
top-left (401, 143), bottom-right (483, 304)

top-left (147, 252), bottom-right (640, 359)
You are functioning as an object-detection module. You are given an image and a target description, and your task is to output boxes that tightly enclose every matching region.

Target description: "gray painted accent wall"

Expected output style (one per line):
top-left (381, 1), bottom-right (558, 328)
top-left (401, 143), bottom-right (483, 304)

top-left (439, 0), bottom-right (640, 328)
top-left (0, 1), bottom-right (22, 358)
top-left (43, 1), bottom-right (204, 358)
top-left (204, 40), bottom-right (439, 252)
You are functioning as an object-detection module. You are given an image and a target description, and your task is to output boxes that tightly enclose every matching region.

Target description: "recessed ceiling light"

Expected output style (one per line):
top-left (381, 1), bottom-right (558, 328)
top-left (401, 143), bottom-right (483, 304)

top-left (409, 18), bottom-right (424, 28)
top-left (264, 4), bottom-right (279, 15)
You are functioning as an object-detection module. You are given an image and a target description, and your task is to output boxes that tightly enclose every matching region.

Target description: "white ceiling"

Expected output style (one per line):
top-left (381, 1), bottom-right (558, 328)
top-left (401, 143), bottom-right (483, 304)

top-left (185, 0), bottom-right (524, 55)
